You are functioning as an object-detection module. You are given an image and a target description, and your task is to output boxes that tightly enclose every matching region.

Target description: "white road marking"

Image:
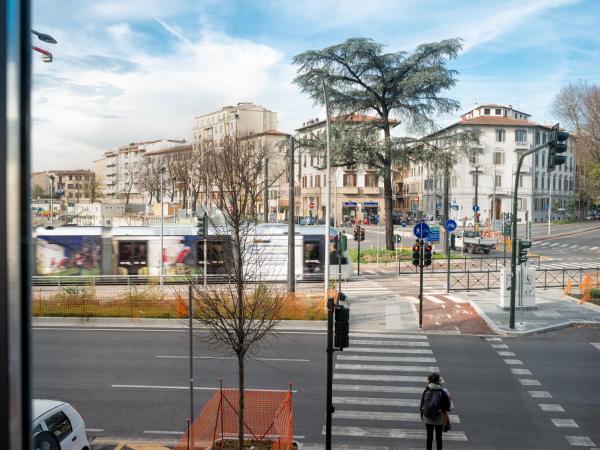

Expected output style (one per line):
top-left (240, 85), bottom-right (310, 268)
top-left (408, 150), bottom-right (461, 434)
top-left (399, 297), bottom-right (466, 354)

top-left (446, 295), bottom-right (468, 303)
top-left (560, 244), bottom-right (569, 248)
top-left (326, 426), bottom-right (468, 441)
top-left (519, 379), bottom-right (542, 386)
top-left (333, 373), bottom-right (425, 383)
top-left (86, 428), bottom-right (104, 432)
top-left (591, 247), bottom-right (599, 251)
top-left (497, 351), bottom-right (516, 357)
top-left (491, 344), bottom-right (509, 349)
top-left (349, 333), bottom-right (427, 340)
top-left (403, 296), bottom-right (420, 304)
top-left (333, 410), bottom-right (460, 423)
top-left (504, 359), bottom-right (523, 365)
top-left (552, 419), bottom-right (579, 428)
top-left (511, 368), bottom-right (532, 375)
top-left (332, 384), bottom-right (423, 394)
top-left (33, 327), bottom-right (325, 335)
top-left (486, 337), bottom-right (503, 341)
top-left (424, 295), bottom-right (444, 304)
top-left (549, 243), bottom-right (559, 247)
top-left (156, 355), bottom-right (310, 362)
top-left (332, 396), bottom-right (420, 407)
top-left (350, 339), bottom-right (430, 347)
top-left (112, 384), bottom-right (297, 393)
top-left (565, 436), bottom-right (596, 446)
top-left (335, 363), bottom-right (439, 372)
top-left (344, 347), bottom-right (433, 354)
top-left (337, 355), bottom-right (436, 363)
top-left (539, 242), bottom-right (549, 246)
top-left (539, 404), bottom-right (565, 412)
top-left (591, 343), bottom-right (600, 351)
top-left (529, 391), bottom-right (553, 398)
top-left (144, 430), bottom-right (184, 435)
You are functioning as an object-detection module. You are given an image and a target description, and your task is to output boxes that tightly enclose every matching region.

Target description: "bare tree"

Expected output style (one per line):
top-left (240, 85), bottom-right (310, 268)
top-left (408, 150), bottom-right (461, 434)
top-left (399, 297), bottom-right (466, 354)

top-left (190, 137), bottom-right (286, 449)
top-left (138, 156), bottom-right (163, 205)
top-left (84, 176), bottom-right (105, 203)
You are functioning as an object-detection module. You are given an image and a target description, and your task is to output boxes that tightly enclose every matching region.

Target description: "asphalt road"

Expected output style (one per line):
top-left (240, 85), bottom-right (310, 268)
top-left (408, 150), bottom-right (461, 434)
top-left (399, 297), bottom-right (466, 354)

top-left (33, 326), bottom-right (600, 449)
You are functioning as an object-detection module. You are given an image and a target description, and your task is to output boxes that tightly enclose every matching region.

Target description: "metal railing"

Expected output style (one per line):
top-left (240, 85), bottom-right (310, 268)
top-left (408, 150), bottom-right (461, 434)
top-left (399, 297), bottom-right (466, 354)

top-left (449, 266), bottom-right (600, 291)
top-left (397, 255), bottom-right (541, 274)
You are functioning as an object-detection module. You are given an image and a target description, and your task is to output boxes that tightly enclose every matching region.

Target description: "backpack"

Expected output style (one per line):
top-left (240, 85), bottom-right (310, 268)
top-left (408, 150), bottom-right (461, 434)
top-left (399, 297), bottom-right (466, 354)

top-left (422, 389), bottom-right (443, 419)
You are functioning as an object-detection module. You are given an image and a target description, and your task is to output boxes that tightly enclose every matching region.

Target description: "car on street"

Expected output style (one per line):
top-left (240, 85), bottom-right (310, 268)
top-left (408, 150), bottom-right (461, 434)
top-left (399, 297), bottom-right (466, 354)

top-left (32, 400), bottom-right (90, 450)
top-left (585, 212), bottom-right (600, 220)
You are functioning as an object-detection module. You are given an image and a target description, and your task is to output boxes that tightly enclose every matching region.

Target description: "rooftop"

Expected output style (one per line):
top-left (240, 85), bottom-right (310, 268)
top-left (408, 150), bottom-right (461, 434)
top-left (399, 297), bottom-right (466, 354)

top-left (296, 114), bottom-right (400, 132)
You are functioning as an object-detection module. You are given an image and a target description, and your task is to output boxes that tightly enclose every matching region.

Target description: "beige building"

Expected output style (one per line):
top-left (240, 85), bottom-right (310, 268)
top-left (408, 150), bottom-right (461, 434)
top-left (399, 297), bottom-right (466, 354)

top-left (99, 139), bottom-right (187, 203)
top-left (34, 169), bottom-right (95, 203)
top-left (294, 115), bottom-right (400, 225)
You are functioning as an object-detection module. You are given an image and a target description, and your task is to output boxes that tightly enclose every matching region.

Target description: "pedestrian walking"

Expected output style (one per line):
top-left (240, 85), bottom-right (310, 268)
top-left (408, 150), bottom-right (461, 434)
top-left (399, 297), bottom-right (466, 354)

top-left (420, 373), bottom-right (451, 450)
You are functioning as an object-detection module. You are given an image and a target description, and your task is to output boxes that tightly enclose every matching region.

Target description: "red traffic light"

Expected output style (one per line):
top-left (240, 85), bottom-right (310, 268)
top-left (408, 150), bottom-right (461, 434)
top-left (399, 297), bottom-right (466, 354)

top-left (412, 245), bottom-right (420, 252)
top-left (424, 245), bottom-right (432, 252)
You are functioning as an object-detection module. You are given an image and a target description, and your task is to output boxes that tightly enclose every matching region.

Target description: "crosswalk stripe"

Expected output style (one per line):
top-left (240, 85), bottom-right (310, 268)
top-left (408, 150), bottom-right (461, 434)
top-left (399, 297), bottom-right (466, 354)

top-left (334, 373), bottom-right (425, 383)
top-left (591, 246), bottom-right (599, 250)
top-left (569, 245), bottom-right (578, 249)
top-left (539, 242), bottom-right (549, 246)
top-left (403, 296), bottom-right (419, 304)
top-left (335, 363), bottom-right (439, 372)
top-left (344, 347), bottom-right (433, 354)
top-left (332, 384), bottom-right (423, 394)
top-left (423, 295), bottom-right (444, 304)
top-left (445, 294), bottom-right (468, 303)
top-left (349, 333), bottom-right (428, 340)
top-left (350, 339), bottom-right (430, 347)
top-left (549, 243), bottom-right (559, 247)
top-left (333, 410), bottom-right (461, 423)
top-left (337, 355), bottom-right (437, 363)
top-left (332, 396), bottom-right (420, 407)
top-left (327, 426), bottom-right (468, 441)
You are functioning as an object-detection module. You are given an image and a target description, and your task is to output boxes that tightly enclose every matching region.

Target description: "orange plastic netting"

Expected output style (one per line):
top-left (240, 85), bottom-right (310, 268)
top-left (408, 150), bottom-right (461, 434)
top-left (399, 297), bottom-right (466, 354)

top-left (174, 387), bottom-right (294, 450)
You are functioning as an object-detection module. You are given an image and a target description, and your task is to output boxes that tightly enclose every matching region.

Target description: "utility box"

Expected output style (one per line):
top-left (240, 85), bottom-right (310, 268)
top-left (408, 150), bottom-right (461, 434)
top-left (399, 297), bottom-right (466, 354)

top-left (499, 267), bottom-right (536, 309)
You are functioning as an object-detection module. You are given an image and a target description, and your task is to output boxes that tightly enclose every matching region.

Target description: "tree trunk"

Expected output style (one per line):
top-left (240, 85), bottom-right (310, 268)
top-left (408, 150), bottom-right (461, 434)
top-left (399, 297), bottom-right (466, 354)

top-left (237, 354), bottom-right (245, 450)
top-left (383, 124), bottom-right (394, 250)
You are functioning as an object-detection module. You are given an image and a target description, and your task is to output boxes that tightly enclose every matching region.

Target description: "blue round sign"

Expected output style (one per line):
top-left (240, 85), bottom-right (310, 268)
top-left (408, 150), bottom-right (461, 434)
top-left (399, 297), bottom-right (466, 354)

top-left (445, 219), bottom-right (457, 232)
top-left (473, 205), bottom-right (480, 212)
top-left (413, 223), bottom-right (430, 239)
top-left (400, 221), bottom-right (407, 227)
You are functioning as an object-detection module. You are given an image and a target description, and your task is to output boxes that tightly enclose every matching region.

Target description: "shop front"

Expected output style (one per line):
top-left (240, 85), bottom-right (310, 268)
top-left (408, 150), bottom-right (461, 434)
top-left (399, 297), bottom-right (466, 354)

top-left (342, 201), bottom-right (358, 225)
top-left (363, 201), bottom-right (380, 224)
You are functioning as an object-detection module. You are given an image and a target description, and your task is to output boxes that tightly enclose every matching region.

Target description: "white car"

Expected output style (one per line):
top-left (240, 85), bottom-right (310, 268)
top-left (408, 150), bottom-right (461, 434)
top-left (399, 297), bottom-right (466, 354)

top-left (33, 400), bottom-right (90, 450)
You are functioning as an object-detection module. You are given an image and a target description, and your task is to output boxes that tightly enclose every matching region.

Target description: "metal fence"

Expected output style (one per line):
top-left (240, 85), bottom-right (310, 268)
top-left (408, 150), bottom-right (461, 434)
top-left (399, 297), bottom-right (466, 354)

top-left (450, 266), bottom-right (600, 291)
top-left (397, 255), bottom-right (541, 274)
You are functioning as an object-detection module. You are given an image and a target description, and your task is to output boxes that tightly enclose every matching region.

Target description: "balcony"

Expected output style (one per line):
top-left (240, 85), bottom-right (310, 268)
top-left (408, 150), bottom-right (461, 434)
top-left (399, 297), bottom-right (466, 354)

top-left (339, 186), bottom-right (359, 194)
top-left (363, 186), bottom-right (381, 195)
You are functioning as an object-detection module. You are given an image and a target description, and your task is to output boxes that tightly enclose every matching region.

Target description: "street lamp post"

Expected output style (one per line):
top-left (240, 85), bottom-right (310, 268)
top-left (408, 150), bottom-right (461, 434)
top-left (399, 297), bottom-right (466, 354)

top-left (321, 76), bottom-right (332, 296)
top-left (49, 175), bottom-right (55, 228)
top-left (160, 167), bottom-right (166, 287)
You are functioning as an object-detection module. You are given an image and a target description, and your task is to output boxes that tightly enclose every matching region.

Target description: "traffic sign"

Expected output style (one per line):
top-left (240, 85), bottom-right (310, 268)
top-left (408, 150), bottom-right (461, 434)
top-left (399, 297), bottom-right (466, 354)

top-left (309, 201), bottom-right (315, 209)
top-left (413, 223), bottom-right (430, 239)
top-left (427, 224), bottom-right (440, 243)
top-left (473, 205), bottom-right (480, 212)
top-left (400, 221), bottom-right (407, 227)
top-left (411, 204), bottom-right (418, 212)
top-left (436, 202), bottom-right (443, 208)
top-left (444, 219), bottom-right (457, 232)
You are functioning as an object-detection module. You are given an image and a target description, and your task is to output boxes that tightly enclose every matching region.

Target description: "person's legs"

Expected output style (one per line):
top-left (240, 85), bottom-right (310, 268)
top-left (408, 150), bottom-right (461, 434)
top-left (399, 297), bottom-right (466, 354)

top-left (426, 424), bottom-right (434, 450)
top-left (435, 424), bottom-right (443, 450)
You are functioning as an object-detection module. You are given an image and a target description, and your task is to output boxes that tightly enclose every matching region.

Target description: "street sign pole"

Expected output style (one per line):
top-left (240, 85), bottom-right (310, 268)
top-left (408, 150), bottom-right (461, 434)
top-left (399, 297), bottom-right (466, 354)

top-left (447, 232), bottom-right (451, 293)
top-left (357, 226), bottom-right (361, 276)
top-left (419, 239), bottom-right (424, 329)
top-left (325, 297), bottom-right (334, 450)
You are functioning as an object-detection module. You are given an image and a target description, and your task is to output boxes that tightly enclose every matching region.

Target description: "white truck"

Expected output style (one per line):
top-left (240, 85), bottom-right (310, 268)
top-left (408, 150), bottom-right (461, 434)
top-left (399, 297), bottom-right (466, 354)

top-left (454, 230), bottom-right (497, 254)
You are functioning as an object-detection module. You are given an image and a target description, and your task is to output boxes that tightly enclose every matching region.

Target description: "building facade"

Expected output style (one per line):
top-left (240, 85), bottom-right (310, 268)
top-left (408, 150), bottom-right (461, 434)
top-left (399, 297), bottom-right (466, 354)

top-left (403, 104), bottom-right (575, 225)
top-left (294, 115), bottom-right (399, 225)
top-left (98, 139), bottom-right (187, 203)
top-left (41, 169), bottom-right (95, 203)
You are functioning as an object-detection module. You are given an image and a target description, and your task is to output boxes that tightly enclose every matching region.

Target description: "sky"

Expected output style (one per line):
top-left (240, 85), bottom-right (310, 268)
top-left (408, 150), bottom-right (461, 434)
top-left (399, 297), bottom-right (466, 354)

top-left (31, 0), bottom-right (600, 171)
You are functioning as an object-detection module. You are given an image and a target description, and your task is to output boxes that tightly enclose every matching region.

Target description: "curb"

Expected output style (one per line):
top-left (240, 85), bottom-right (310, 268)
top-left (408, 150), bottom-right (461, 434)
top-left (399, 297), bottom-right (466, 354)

top-left (467, 297), bottom-right (600, 336)
top-left (533, 224), bottom-right (600, 242)
top-left (32, 317), bottom-right (327, 332)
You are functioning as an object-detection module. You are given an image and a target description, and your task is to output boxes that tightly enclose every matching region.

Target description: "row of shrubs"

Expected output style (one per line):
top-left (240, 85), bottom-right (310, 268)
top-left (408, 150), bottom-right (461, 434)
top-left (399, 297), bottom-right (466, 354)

top-left (348, 248), bottom-right (457, 264)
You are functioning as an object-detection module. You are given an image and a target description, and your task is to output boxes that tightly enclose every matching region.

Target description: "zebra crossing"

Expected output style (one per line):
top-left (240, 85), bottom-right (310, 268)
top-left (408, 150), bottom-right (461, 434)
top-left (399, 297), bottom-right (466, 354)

top-left (536, 241), bottom-right (599, 252)
top-left (540, 258), bottom-right (600, 269)
top-left (324, 332), bottom-right (468, 448)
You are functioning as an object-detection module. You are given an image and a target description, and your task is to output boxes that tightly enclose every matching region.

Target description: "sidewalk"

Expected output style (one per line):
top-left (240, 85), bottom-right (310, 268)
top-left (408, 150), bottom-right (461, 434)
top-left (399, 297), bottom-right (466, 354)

top-left (463, 288), bottom-right (600, 335)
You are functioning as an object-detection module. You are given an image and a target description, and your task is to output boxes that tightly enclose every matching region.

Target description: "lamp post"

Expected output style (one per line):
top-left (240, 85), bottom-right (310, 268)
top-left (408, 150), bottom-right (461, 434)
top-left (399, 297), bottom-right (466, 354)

top-left (321, 76), bottom-right (332, 295)
top-left (49, 175), bottom-right (55, 228)
top-left (31, 29), bottom-right (56, 63)
top-left (160, 167), bottom-right (166, 286)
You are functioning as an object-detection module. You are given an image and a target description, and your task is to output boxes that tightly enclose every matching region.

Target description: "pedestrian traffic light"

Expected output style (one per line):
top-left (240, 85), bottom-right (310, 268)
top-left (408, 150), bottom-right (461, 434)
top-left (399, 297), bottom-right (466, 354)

top-left (518, 239), bottom-right (531, 264)
top-left (333, 235), bottom-right (339, 251)
top-left (412, 242), bottom-right (421, 266)
top-left (334, 304), bottom-right (350, 350)
top-left (359, 227), bottom-right (365, 242)
top-left (547, 123), bottom-right (569, 172)
top-left (525, 210), bottom-right (529, 222)
top-left (353, 226), bottom-right (359, 241)
top-left (197, 213), bottom-right (208, 238)
top-left (340, 234), bottom-right (348, 252)
top-left (423, 244), bottom-right (433, 266)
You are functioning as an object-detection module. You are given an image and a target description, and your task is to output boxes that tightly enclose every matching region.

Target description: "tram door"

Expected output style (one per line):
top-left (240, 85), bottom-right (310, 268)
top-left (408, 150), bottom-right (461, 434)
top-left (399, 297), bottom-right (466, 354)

top-left (118, 241), bottom-right (148, 275)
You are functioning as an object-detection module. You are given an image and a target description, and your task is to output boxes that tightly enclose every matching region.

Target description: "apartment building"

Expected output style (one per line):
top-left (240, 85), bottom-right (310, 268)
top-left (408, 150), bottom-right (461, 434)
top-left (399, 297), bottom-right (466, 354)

top-left (33, 169), bottom-right (95, 203)
top-left (403, 104), bottom-right (575, 224)
top-left (98, 139), bottom-right (186, 203)
top-left (294, 115), bottom-right (400, 225)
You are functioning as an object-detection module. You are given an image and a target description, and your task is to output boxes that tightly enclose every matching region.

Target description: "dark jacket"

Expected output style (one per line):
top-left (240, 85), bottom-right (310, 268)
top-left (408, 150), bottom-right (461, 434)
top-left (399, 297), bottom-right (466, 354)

top-left (420, 383), bottom-right (451, 425)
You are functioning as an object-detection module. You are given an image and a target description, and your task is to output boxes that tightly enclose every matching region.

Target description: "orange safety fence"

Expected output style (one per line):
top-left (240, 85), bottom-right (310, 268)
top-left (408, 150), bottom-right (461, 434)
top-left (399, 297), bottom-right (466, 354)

top-left (175, 386), bottom-right (294, 450)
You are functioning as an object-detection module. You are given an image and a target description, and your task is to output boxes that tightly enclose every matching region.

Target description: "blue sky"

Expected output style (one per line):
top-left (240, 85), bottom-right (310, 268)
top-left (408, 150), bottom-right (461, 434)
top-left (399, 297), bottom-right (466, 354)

top-left (32, 0), bottom-right (600, 170)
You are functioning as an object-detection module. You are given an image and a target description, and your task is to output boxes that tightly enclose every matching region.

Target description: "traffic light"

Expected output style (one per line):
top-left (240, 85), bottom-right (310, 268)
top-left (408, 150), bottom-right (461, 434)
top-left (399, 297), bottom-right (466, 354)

top-left (518, 239), bottom-right (531, 265)
top-left (359, 227), bottom-right (365, 242)
top-left (547, 123), bottom-right (569, 172)
top-left (423, 244), bottom-right (433, 266)
top-left (412, 242), bottom-right (421, 266)
top-left (334, 304), bottom-right (350, 350)
top-left (353, 226), bottom-right (359, 241)
top-left (340, 234), bottom-right (348, 252)
top-left (197, 213), bottom-right (208, 238)
top-left (525, 210), bottom-right (529, 222)
top-left (333, 235), bottom-right (339, 252)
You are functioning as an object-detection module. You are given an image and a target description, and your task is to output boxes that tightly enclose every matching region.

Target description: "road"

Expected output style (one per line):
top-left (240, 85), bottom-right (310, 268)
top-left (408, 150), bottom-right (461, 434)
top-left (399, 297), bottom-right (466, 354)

top-left (33, 326), bottom-right (600, 449)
